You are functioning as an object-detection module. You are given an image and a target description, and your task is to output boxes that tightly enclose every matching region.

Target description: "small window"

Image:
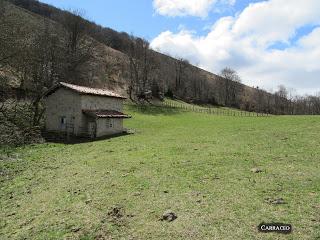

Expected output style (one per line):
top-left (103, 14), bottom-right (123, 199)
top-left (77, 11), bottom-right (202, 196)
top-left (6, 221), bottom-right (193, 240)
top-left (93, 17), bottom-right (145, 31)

top-left (106, 119), bottom-right (113, 128)
top-left (60, 116), bottom-right (67, 125)
top-left (60, 116), bottom-right (67, 129)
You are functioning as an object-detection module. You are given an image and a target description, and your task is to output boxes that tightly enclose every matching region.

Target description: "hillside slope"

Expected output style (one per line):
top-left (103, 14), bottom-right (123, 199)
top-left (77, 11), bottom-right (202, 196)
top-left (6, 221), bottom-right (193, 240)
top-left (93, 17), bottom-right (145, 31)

top-left (2, 0), bottom-right (280, 114)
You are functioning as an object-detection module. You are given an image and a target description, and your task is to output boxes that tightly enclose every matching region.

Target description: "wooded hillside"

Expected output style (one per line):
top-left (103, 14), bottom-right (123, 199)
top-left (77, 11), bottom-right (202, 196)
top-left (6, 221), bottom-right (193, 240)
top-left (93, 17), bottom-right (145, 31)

top-left (2, 0), bottom-right (291, 114)
top-left (2, 0), bottom-right (319, 119)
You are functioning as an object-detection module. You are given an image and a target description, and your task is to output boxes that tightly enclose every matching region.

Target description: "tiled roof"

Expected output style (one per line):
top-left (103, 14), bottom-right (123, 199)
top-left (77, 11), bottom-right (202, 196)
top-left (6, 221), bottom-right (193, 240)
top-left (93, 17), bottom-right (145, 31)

top-left (82, 109), bottom-right (131, 119)
top-left (45, 82), bottom-right (126, 99)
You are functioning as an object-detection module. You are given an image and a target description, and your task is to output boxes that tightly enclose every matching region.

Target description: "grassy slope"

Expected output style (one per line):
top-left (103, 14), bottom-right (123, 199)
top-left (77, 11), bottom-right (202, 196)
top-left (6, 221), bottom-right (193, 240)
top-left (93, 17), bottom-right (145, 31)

top-left (1, 106), bottom-right (319, 240)
top-left (163, 99), bottom-right (257, 115)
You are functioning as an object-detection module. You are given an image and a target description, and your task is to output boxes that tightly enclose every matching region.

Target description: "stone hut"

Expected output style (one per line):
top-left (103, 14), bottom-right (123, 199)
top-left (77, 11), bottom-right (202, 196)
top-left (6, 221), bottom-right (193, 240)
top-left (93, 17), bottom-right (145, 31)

top-left (44, 82), bottom-right (130, 138)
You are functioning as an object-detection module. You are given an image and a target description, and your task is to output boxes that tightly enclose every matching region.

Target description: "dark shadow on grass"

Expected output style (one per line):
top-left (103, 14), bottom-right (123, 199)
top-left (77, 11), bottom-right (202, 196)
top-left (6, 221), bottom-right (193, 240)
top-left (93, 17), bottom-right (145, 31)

top-left (126, 104), bottom-right (184, 116)
top-left (42, 132), bottom-right (133, 145)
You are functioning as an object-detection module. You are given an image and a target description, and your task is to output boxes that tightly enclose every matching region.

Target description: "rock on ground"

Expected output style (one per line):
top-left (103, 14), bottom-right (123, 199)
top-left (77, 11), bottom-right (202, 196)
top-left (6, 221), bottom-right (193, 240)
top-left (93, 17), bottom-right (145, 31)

top-left (251, 168), bottom-right (263, 173)
top-left (161, 210), bottom-right (177, 222)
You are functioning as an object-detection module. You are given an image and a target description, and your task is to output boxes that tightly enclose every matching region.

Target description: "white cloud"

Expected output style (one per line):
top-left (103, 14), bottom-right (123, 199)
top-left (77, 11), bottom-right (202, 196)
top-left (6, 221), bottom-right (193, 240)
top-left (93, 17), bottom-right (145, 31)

top-left (232, 0), bottom-right (320, 47)
top-left (153, 0), bottom-right (235, 18)
top-left (151, 0), bottom-right (320, 94)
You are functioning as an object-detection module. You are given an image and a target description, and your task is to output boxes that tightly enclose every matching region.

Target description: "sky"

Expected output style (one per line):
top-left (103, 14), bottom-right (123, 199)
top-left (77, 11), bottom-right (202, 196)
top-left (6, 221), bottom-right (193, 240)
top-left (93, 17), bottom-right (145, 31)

top-left (39, 0), bottom-right (320, 95)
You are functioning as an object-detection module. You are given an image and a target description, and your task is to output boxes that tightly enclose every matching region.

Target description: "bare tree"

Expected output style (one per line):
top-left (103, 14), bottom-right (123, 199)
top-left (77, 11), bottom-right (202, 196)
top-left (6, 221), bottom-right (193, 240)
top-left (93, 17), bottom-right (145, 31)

top-left (174, 58), bottom-right (189, 92)
top-left (58, 9), bottom-right (94, 84)
top-left (0, 6), bottom-right (98, 146)
top-left (220, 67), bottom-right (241, 107)
top-left (274, 85), bottom-right (289, 114)
top-left (275, 85), bottom-right (288, 98)
top-left (127, 36), bottom-right (157, 101)
top-left (220, 67), bottom-right (241, 83)
top-left (127, 35), bottom-right (142, 101)
top-left (21, 11), bottom-right (94, 125)
top-left (286, 88), bottom-right (297, 114)
top-left (17, 22), bottom-right (61, 126)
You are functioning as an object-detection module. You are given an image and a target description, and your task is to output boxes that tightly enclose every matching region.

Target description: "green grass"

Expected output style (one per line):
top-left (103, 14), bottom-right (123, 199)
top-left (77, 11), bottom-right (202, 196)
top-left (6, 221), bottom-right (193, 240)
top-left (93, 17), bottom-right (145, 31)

top-left (164, 98), bottom-right (251, 113)
top-left (1, 105), bottom-right (320, 239)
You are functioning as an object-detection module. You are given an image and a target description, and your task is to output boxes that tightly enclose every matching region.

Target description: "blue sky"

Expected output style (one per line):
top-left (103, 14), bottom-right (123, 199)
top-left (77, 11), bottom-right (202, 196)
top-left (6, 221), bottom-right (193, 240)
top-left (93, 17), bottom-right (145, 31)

top-left (39, 0), bottom-right (258, 40)
top-left (39, 0), bottom-right (320, 94)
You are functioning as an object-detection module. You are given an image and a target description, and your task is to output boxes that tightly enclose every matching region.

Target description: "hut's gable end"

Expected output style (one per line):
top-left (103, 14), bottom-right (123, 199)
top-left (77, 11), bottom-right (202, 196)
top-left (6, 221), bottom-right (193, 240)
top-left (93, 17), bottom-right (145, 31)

top-left (45, 88), bottom-right (82, 134)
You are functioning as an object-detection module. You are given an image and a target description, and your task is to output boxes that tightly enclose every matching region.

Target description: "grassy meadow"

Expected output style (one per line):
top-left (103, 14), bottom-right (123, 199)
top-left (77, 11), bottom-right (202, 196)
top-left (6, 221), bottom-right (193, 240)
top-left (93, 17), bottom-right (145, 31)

top-left (0, 105), bottom-right (319, 239)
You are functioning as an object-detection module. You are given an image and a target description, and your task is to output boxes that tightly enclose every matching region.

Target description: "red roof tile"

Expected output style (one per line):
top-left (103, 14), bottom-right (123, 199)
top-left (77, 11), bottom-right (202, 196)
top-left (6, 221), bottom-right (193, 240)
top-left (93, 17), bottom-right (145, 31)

top-left (45, 82), bottom-right (126, 99)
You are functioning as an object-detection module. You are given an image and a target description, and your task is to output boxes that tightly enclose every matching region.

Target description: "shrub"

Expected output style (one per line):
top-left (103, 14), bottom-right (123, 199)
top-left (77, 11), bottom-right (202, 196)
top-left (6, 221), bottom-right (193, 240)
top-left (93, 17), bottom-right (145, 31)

top-left (0, 99), bottom-right (44, 146)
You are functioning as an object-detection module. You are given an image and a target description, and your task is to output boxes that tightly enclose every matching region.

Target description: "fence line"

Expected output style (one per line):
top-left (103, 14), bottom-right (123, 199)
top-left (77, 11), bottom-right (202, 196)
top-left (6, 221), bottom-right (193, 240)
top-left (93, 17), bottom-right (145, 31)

top-left (125, 101), bottom-right (270, 117)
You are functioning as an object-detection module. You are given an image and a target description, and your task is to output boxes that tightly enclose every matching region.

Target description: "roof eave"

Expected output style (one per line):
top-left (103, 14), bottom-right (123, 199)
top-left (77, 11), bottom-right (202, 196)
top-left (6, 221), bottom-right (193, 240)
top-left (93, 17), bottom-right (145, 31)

top-left (44, 82), bottom-right (127, 99)
top-left (96, 115), bottom-right (132, 119)
top-left (78, 92), bottom-right (127, 99)
top-left (43, 84), bottom-right (60, 98)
